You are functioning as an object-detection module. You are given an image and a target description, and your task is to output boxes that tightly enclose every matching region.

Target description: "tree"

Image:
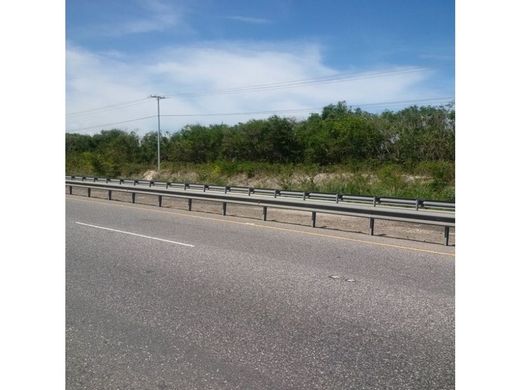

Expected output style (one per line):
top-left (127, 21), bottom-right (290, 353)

top-left (168, 124), bottom-right (226, 163)
top-left (65, 102), bottom-right (455, 176)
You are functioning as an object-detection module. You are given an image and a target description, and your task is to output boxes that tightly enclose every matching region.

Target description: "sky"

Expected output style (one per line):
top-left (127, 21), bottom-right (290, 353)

top-left (66, 0), bottom-right (455, 135)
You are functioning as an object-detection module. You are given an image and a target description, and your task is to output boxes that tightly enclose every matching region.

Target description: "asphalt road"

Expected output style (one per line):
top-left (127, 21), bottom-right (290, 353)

top-left (66, 196), bottom-right (454, 389)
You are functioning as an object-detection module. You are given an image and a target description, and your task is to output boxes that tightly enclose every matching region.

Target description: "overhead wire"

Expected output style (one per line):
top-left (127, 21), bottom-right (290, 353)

top-left (352, 97), bottom-right (453, 108)
top-left (66, 67), bottom-right (430, 120)
top-left (161, 97), bottom-right (453, 117)
top-left (68, 115), bottom-right (156, 132)
top-left (161, 107), bottom-right (322, 117)
top-left (165, 68), bottom-right (428, 97)
top-left (67, 98), bottom-right (150, 116)
top-left (67, 96), bottom-right (453, 132)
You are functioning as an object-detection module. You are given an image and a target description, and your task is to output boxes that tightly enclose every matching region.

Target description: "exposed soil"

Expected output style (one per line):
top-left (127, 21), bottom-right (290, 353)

top-left (137, 169), bottom-right (433, 190)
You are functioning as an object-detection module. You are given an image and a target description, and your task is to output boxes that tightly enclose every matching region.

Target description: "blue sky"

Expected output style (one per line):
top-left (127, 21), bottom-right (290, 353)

top-left (66, 0), bottom-right (454, 134)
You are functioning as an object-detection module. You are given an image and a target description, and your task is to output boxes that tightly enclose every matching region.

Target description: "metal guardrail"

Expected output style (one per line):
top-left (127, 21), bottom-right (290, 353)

top-left (66, 177), bottom-right (455, 246)
top-left (66, 176), bottom-right (455, 211)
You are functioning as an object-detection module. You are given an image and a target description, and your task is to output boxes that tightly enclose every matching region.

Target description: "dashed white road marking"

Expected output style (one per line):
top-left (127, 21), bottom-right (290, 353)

top-left (75, 221), bottom-right (194, 247)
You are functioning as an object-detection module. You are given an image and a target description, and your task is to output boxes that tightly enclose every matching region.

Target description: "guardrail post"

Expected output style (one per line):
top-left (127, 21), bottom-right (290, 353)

top-left (158, 195), bottom-right (162, 207)
top-left (131, 193), bottom-right (136, 203)
top-left (149, 181), bottom-right (153, 187)
top-left (188, 198), bottom-right (192, 211)
top-left (444, 226), bottom-right (450, 246)
top-left (87, 188), bottom-right (91, 197)
top-left (184, 183), bottom-right (188, 190)
top-left (165, 182), bottom-right (170, 189)
top-left (119, 179), bottom-right (123, 185)
top-left (373, 196), bottom-right (379, 207)
top-left (222, 202), bottom-right (227, 216)
top-left (203, 184), bottom-right (207, 192)
top-left (248, 188), bottom-right (252, 196)
top-left (133, 180), bottom-right (137, 186)
top-left (108, 190), bottom-right (112, 200)
top-left (369, 218), bottom-right (375, 236)
top-left (336, 194), bottom-right (340, 203)
top-left (262, 206), bottom-right (267, 221)
top-left (224, 186), bottom-right (230, 194)
top-left (302, 192), bottom-right (308, 200)
top-left (68, 185), bottom-right (72, 195)
top-left (311, 211), bottom-right (316, 228)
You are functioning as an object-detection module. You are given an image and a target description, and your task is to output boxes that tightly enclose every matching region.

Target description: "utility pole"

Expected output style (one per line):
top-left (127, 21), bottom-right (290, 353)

top-left (149, 95), bottom-right (166, 173)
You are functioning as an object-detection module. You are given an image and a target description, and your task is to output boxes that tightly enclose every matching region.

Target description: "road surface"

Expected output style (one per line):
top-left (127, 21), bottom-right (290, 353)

top-left (66, 195), bottom-right (454, 389)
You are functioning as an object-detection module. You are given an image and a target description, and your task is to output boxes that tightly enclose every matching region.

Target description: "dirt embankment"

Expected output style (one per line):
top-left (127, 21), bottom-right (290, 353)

top-left (142, 169), bottom-right (432, 189)
top-left (138, 168), bottom-right (451, 202)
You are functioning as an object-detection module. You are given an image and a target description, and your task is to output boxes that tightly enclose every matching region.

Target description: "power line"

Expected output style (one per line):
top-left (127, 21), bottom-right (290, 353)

top-left (67, 96), bottom-right (453, 132)
top-left (66, 68), bottom-right (429, 119)
top-left (353, 97), bottom-right (453, 108)
top-left (67, 98), bottom-right (149, 116)
top-left (165, 68), bottom-right (428, 98)
top-left (161, 97), bottom-right (453, 117)
top-left (162, 107), bottom-right (322, 117)
top-left (67, 115), bottom-right (156, 132)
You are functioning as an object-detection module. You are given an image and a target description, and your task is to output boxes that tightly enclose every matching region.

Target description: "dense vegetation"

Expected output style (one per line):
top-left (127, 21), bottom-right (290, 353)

top-left (66, 102), bottom-right (455, 200)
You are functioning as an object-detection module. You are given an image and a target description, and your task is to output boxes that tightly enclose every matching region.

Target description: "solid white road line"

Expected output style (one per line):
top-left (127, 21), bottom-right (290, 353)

top-left (68, 197), bottom-right (454, 256)
top-left (75, 221), bottom-right (194, 247)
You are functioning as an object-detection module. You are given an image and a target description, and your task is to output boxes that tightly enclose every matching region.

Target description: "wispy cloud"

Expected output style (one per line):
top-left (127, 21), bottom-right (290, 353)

top-left (89, 0), bottom-right (188, 37)
top-left (419, 53), bottom-right (454, 62)
top-left (66, 41), bottom-right (440, 134)
top-left (225, 16), bottom-right (272, 24)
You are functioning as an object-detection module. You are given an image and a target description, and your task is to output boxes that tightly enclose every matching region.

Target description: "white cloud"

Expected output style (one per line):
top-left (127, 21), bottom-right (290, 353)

top-left (66, 41), bottom-right (442, 135)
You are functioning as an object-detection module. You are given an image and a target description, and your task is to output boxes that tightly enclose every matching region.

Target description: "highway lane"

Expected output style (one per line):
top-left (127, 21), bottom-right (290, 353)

top-left (66, 196), bottom-right (454, 389)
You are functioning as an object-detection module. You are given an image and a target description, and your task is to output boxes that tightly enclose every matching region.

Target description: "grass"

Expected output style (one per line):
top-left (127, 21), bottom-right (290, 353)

top-left (67, 159), bottom-right (455, 201)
